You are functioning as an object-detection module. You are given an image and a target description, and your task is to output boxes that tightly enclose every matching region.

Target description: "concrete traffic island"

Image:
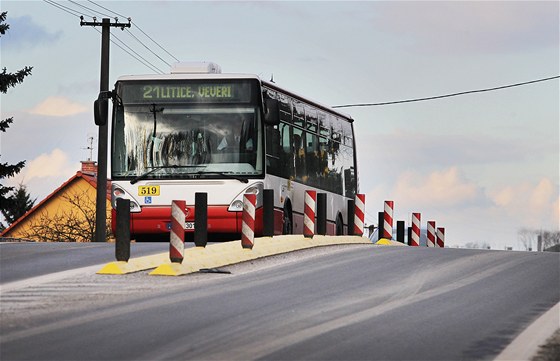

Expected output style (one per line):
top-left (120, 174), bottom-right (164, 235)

top-left (97, 235), bottom-right (374, 276)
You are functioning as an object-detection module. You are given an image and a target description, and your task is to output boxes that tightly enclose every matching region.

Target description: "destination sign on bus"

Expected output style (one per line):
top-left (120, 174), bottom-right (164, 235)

top-left (119, 81), bottom-right (254, 104)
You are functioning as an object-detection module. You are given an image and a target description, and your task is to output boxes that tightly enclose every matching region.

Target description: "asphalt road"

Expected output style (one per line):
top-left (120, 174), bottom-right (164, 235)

top-left (0, 241), bottom-right (170, 283)
top-left (1, 242), bottom-right (559, 361)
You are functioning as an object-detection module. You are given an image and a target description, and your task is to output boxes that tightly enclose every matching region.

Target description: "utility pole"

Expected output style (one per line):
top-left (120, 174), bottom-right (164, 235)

top-left (81, 17), bottom-right (130, 242)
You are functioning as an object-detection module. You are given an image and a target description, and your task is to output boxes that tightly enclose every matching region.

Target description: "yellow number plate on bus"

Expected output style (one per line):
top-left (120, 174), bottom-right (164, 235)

top-left (138, 185), bottom-right (160, 196)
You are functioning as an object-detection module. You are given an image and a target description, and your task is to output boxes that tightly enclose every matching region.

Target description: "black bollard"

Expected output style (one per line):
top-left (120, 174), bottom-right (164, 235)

top-left (396, 221), bottom-right (405, 243)
top-left (317, 193), bottom-right (327, 235)
top-left (263, 189), bottom-right (274, 237)
top-left (347, 199), bottom-right (355, 235)
top-left (194, 192), bottom-right (208, 247)
top-left (378, 212), bottom-right (384, 241)
top-left (115, 198), bottom-right (130, 262)
top-left (408, 226), bottom-right (412, 246)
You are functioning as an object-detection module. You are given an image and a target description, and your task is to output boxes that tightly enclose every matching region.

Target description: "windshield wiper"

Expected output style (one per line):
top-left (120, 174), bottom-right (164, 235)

top-left (195, 171), bottom-right (249, 183)
top-left (130, 165), bottom-right (205, 184)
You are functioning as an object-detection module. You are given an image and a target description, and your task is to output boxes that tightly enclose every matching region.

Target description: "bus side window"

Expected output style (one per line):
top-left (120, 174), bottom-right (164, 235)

top-left (305, 132), bottom-right (319, 187)
top-left (275, 122), bottom-right (292, 178)
top-left (265, 125), bottom-right (281, 173)
top-left (293, 127), bottom-right (306, 182)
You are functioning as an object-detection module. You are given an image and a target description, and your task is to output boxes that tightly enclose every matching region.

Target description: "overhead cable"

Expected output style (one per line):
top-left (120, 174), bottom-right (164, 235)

top-left (86, 0), bottom-right (180, 63)
top-left (68, 0), bottom-right (107, 19)
top-left (86, 0), bottom-right (128, 19)
top-left (130, 20), bottom-right (180, 63)
top-left (43, 0), bottom-right (168, 74)
top-left (109, 30), bottom-right (166, 74)
top-left (333, 75), bottom-right (560, 108)
top-left (124, 29), bottom-right (171, 67)
top-left (43, 0), bottom-right (82, 18)
top-left (90, 27), bottom-right (162, 74)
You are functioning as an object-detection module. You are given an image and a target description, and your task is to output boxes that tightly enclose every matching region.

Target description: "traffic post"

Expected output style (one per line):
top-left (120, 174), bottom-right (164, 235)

top-left (304, 190), bottom-right (316, 238)
top-left (437, 227), bottom-right (445, 248)
top-left (263, 189), bottom-right (274, 237)
top-left (242, 193), bottom-right (256, 249)
top-left (354, 194), bottom-right (365, 236)
top-left (383, 201), bottom-right (394, 239)
top-left (410, 213), bottom-right (421, 247)
top-left (194, 193), bottom-right (208, 247)
top-left (317, 193), bottom-right (327, 235)
top-left (115, 198), bottom-right (130, 262)
top-left (170, 200), bottom-right (186, 263)
top-left (427, 221), bottom-right (436, 247)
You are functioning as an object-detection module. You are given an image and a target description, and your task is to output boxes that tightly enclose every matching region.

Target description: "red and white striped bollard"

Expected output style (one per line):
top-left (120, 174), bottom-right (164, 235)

top-left (427, 221), bottom-right (436, 247)
top-left (410, 212), bottom-right (421, 247)
top-left (170, 200), bottom-right (186, 263)
top-left (437, 227), bottom-right (445, 248)
top-left (241, 193), bottom-right (256, 249)
top-left (304, 190), bottom-right (316, 238)
top-left (354, 194), bottom-right (366, 236)
top-left (383, 200), bottom-right (394, 239)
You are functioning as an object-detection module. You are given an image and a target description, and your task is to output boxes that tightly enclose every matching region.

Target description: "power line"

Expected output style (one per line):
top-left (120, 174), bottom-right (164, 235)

top-left (68, 0), bottom-right (105, 18)
top-left (130, 20), bottom-right (180, 63)
top-left (333, 75), bottom-right (560, 108)
top-left (86, 0), bottom-right (127, 19)
top-left (94, 28), bottom-right (165, 74)
top-left (43, 0), bottom-right (170, 74)
top-left (125, 29), bottom-right (172, 68)
top-left (43, 0), bottom-right (82, 18)
top-left (86, 0), bottom-right (179, 64)
top-left (111, 31), bottom-right (166, 74)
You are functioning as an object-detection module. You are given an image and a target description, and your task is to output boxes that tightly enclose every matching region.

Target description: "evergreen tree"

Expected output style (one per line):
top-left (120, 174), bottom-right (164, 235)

top-left (0, 12), bottom-right (33, 228)
top-left (1, 183), bottom-right (36, 228)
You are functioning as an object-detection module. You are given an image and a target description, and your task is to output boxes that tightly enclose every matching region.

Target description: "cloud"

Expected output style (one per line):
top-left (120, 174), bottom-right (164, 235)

top-left (1, 15), bottom-right (61, 51)
top-left (20, 149), bottom-right (78, 181)
top-left (356, 130), bottom-right (545, 182)
top-left (27, 96), bottom-right (88, 117)
top-left (363, 168), bottom-right (558, 249)
top-left (7, 149), bottom-right (80, 202)
top-left (489, 178), bottom-right (559, 230)
top-left (372, 2), bottom-right (559, 54)
top-left (383, 167), bottom-right (486, 210)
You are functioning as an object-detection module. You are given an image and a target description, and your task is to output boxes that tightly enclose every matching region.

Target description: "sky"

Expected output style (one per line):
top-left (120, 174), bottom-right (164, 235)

top-left (1, 0), bottom-right (558, 250)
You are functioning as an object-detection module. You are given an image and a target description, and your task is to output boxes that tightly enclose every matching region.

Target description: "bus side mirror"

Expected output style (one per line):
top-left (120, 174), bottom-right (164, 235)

top-left (94, 91), bottom-right (113, 126)
top-left (264, 98), bottom-right (280, 126)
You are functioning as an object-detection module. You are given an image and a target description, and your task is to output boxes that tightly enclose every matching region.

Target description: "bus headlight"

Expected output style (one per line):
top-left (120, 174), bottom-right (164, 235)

top-left (245, 185), bottom-right (260, 195)
top-left (111, 185), bottom-right (141, 213)
top-left (228, 182), bottom-right (264, 211)
top-left (228, 200), bottom-right (244, 212)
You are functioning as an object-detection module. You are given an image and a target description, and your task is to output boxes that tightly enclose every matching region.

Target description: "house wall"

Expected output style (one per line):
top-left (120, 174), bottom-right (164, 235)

top-left (3, 177), bottom-right (112, 242)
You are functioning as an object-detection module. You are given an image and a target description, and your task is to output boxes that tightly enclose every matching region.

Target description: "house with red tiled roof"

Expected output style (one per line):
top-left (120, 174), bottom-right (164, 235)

top-left (0, 161), bottom-right (113, 242)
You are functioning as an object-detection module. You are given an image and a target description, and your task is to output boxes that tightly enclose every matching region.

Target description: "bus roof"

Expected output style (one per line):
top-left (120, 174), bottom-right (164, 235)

top-left (115, 72), bottom-right (353, 122)
top-left (261, 79), bottom-right (353, 122)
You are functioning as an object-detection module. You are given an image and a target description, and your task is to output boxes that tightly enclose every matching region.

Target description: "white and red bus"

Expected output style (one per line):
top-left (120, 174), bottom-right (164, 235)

top-left (109, 62), bottom-right (358, 241)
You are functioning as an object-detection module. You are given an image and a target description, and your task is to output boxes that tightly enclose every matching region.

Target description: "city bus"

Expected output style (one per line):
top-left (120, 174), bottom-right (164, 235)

top-left (108, 62), bottom-right (358, 241)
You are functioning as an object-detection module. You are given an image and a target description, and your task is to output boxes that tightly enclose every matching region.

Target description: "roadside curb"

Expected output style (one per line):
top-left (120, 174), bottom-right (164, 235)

top-left (375, 238), bottom-right (407, 246)
top-left (97, 235), bottom-right (372, 276)
top-left (494, 301), bottom-right (560, 361)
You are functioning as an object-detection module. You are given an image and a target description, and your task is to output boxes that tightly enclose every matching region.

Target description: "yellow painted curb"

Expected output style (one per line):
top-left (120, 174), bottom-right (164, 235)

top-left (375, 238), bottom-right (407, 246)
top-left (97, 252), bottom-right (170, 275)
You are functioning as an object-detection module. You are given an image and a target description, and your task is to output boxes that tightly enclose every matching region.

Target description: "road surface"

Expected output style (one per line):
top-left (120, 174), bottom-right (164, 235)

top-left (1, 242), bottom-right (558, 360)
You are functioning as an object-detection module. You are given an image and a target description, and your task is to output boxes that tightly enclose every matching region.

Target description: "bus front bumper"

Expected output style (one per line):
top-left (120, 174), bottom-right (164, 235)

top-left (111, 205), bottom-right (264, 238)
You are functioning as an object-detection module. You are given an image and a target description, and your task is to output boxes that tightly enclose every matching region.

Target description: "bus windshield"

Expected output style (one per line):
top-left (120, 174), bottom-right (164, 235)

top-left (112, 104), bottom-right (263, 180)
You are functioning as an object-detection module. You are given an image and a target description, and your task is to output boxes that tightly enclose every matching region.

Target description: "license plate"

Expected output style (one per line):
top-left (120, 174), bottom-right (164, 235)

top-left (138, 185), bottom-right (160, 196)
top-left (167, 222), bottom-right (195, 231)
